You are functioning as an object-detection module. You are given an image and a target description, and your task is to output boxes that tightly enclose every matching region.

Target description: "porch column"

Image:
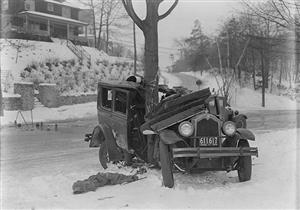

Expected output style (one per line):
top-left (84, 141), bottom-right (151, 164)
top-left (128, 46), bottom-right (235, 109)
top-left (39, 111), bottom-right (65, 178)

top-left (47, 19), bottom-right (50, 36)
top-left (67, 23), bottom-right (70, 39)
top-left (85, 25), bottom-right (87, 38)
top-left (25, 14), bottom-right (29, 32)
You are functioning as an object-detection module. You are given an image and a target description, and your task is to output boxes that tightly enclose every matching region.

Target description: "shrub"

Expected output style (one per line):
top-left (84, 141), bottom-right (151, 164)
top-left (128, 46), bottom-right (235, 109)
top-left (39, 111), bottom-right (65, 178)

top-left (20, 58), bottom-right (137, 95)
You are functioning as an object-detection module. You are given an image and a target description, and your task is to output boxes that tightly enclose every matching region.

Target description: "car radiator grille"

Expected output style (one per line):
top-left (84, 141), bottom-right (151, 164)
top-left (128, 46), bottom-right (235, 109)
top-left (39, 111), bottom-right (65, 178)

top-left (196, 118), bottom-right (219, 136)
top-left (195, 118), bottom-right (220, 147)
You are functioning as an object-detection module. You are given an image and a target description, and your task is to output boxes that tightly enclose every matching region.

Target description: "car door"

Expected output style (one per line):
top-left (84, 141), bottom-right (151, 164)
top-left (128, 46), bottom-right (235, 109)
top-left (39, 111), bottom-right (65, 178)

top-left (110, 88), bottom-right (130, 151)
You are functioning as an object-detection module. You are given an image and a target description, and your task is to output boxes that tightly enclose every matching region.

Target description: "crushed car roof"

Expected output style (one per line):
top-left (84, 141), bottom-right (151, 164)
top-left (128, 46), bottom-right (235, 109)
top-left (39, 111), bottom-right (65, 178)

top-left (98, 80), bottom-right (142, 90)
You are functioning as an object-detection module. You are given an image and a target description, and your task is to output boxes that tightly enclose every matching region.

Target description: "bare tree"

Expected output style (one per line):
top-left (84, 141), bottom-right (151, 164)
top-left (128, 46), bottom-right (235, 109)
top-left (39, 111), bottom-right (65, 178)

top-left (4, 39), bottom-right (34, 63)
top-left (96, 0), bottom-right (106, 49)
top-left (122, 0), bottom-right (178, 163)
top-left (122, 0), bottom-right (178, 113)
top-left (242, 0), bottom-right (299, 29)
top-left (79, 0), bottom-right (100, 47)
top-left (103, 0), bottom-right (129, 53)
top-left (243, 0), bottom-right (300, 82)
top-left (133, 21), bottom-right (137, 75)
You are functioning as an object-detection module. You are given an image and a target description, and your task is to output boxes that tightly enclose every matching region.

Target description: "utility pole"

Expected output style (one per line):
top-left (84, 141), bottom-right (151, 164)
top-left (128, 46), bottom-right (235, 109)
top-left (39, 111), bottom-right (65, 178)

top-left (260, 48), bottom-right (265, 107)
top-left (133, 22), bottom-right (137, 75)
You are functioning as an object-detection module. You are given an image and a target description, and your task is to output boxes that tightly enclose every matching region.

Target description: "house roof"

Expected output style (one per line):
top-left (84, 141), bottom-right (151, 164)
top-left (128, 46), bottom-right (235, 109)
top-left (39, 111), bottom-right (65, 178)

top-left (18, 11), bottom-right (89, 26)
top-left (44, 0), bottom-right (89, 10)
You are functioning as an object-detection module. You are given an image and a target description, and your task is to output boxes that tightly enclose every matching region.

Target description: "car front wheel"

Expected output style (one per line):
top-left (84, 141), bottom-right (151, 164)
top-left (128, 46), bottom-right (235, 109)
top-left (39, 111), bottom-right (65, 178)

top-left (237, 140), bottom-right (252, 182)
top-left (159, 140), bottom-right (174, 188)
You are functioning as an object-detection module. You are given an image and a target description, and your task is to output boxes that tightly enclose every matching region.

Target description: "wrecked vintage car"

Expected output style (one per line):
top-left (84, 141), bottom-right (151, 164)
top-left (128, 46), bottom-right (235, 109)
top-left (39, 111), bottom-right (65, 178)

top-left (85, 76), bottom-right (258, 188)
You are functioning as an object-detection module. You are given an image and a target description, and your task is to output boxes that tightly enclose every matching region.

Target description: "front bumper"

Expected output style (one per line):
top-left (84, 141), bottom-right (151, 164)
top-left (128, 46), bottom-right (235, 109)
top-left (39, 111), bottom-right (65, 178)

top-left (172, 147), bottom-right (258, 158)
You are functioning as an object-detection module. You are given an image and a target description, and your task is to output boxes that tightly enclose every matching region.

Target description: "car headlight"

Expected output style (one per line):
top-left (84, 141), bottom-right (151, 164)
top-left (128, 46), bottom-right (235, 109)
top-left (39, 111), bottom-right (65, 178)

top-left (178, 121), bottom-right (194, 137)
top-left (222, 121), bottom-right (236, 136)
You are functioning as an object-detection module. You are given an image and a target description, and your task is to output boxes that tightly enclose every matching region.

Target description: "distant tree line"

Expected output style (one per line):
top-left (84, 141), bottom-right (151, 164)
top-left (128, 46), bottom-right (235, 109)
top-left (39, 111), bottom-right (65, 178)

top-left (172, 0), bottom-right (299, 105)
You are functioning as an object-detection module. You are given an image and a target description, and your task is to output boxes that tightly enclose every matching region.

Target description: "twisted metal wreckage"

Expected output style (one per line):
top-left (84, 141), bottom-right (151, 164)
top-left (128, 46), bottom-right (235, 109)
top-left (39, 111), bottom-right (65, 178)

top-left (82, 76), bottom-right (258, 189)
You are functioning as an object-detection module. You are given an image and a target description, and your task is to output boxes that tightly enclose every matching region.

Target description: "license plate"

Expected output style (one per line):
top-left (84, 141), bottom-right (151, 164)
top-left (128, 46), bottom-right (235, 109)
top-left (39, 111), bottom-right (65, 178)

top-left (198, 137), bottom-right (218, 146)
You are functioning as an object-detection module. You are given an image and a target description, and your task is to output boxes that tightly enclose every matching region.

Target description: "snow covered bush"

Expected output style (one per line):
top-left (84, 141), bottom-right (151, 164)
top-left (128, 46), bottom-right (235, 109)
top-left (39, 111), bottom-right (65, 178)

top-left (20, 58), bottom-right (140, 95)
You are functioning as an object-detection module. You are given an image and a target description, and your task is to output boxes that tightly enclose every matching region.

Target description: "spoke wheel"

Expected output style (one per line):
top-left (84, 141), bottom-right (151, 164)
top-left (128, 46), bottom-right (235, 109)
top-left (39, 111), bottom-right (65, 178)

top-left (237, 140), bottom-right (252, 182)
top-left (99, 142), bottom-right (109, 169)
top-left (159, 140), bottom-right (174, 188)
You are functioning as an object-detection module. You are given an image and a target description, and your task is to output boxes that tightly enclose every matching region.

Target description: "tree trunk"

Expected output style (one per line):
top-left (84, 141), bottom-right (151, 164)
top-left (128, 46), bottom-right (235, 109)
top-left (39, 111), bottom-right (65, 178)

top-left (91, 0), bottom-right (97, 48)
top-left (97, 14), bottom-right (103, 50)
top-left (143, 24), bottom-right (159, 114)
top-left (251, 49), bottom-right (256, 90)
top-left (144, 24), bottom-right (159, 164)
top-left (143, 2), bottom-right (160, 164)
top-left (133, 22), bottom-right (137, 75)
top-left (105, 17), bottom-right (109, 53)
top-left (279, 58), bottom-right (283, 86)
top-left (295, 33), bottom-right (300, 83)
top-left (260, 49), bottom-right (265, 107)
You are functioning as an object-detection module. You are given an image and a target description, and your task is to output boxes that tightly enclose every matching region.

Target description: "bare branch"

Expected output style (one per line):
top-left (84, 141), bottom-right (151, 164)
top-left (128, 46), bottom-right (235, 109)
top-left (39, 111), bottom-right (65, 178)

top-left (122, 0), bottom-right (144, 30)
top-left (235, 38), bottom-right (250, 68)
top-left (158, 0), bottom-right (179, 21)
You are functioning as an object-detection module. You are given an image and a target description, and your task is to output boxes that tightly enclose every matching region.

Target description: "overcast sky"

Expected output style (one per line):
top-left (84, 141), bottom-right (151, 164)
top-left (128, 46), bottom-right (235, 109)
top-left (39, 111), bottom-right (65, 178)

top-left (130, 0), bottom-right (242, 69)
top-left (72, 0), bottom-right (244, 69)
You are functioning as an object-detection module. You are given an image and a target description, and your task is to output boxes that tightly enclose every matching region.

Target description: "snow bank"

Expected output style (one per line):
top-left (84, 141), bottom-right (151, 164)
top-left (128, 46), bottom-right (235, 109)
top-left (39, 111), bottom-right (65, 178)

top-left (2, 129), bottom-right (298, 209)
top-left (160, 71), bottom-right (182, 87)
top-left (0, 102), bottom-right (97, 126)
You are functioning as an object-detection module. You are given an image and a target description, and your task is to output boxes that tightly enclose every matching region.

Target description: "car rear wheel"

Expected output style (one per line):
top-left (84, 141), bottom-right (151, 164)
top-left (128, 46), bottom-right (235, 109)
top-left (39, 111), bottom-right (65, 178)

top-left (159, 140), bottom-right (174, 188)
top-left (237, 140), bottom-right (252, 182)
top-left (99, 142), bottom-right (109, 169)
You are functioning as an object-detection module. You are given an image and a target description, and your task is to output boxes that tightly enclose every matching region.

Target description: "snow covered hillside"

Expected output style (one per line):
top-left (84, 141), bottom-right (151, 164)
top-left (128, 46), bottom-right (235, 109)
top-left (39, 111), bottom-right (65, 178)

top-left (2, 129), bottom-right (298, 209)
top-left (0, 38), bottom-right (150, 91)
top-left (0, 39), bottom-right (77, 81)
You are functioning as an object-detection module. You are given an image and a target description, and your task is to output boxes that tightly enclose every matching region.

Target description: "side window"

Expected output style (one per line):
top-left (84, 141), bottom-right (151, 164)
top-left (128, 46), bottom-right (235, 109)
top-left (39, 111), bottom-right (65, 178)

top-left (114, 91), bottom-right (127, 114)
top-left (101, 88), bottom-right (112, 109)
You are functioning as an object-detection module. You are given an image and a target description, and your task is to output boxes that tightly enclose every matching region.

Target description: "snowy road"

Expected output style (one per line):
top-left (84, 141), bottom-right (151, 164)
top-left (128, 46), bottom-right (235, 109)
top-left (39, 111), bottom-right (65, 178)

top-left (1, 110), bottom-right (299, 209)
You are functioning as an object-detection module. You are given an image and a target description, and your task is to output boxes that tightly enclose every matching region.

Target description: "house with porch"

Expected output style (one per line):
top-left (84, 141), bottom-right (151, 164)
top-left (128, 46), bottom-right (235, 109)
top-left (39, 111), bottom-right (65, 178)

top-left (1, 0), bottom-right (90, 45)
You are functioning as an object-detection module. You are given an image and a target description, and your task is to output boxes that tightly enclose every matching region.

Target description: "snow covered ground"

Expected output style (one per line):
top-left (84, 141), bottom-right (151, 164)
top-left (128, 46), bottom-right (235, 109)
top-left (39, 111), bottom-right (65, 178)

top-left (2, 128), bottom-right (299, 209)
top-left (177, 71), bottom-right (299, 111)
top-left (0, 102), bottom-right (97, 126)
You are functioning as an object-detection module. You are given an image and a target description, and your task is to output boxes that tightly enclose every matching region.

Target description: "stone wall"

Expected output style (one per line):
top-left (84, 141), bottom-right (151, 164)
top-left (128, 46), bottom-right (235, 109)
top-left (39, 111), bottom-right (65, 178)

top-left (58, 94), bottom-right (97, 106)
top-left (14, 82), bottom-right (34, 110)
top-left (2, 95), bottom-right (22, 110)
top-left (3, 82), bottom-right (97, 110)
top-left (38, 83), bottom-right (59, 108)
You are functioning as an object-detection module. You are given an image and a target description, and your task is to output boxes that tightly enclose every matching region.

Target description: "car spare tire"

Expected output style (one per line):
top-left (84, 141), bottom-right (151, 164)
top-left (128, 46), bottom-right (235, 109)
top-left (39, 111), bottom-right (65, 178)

top-left (159, 140), bottom-right (174, 188)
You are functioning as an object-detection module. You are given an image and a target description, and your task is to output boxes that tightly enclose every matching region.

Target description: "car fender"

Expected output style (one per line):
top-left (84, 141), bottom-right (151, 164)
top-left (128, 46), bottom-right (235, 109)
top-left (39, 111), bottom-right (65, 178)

top-left (89, 125), bottom-right (105, 147)
top-left (98, 123), bottom-right (123, 161)
top-left (159, 129), bottom-right (183, 145)
top-left (236, 128), bottom-right (255, 141)
top-left (233, 114), bottom-right (248, 128)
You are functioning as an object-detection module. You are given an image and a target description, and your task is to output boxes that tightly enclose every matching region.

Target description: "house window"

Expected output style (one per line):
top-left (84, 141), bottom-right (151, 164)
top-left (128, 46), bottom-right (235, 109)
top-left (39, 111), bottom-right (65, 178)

top-left (47, 3), bottom-right (54, 12)
top-left (62, 6), bottom-right (71, 18)
top-left (40, 23), bottom-right (47, 31)
top-left (2, 0), bottom-right (8, 10)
